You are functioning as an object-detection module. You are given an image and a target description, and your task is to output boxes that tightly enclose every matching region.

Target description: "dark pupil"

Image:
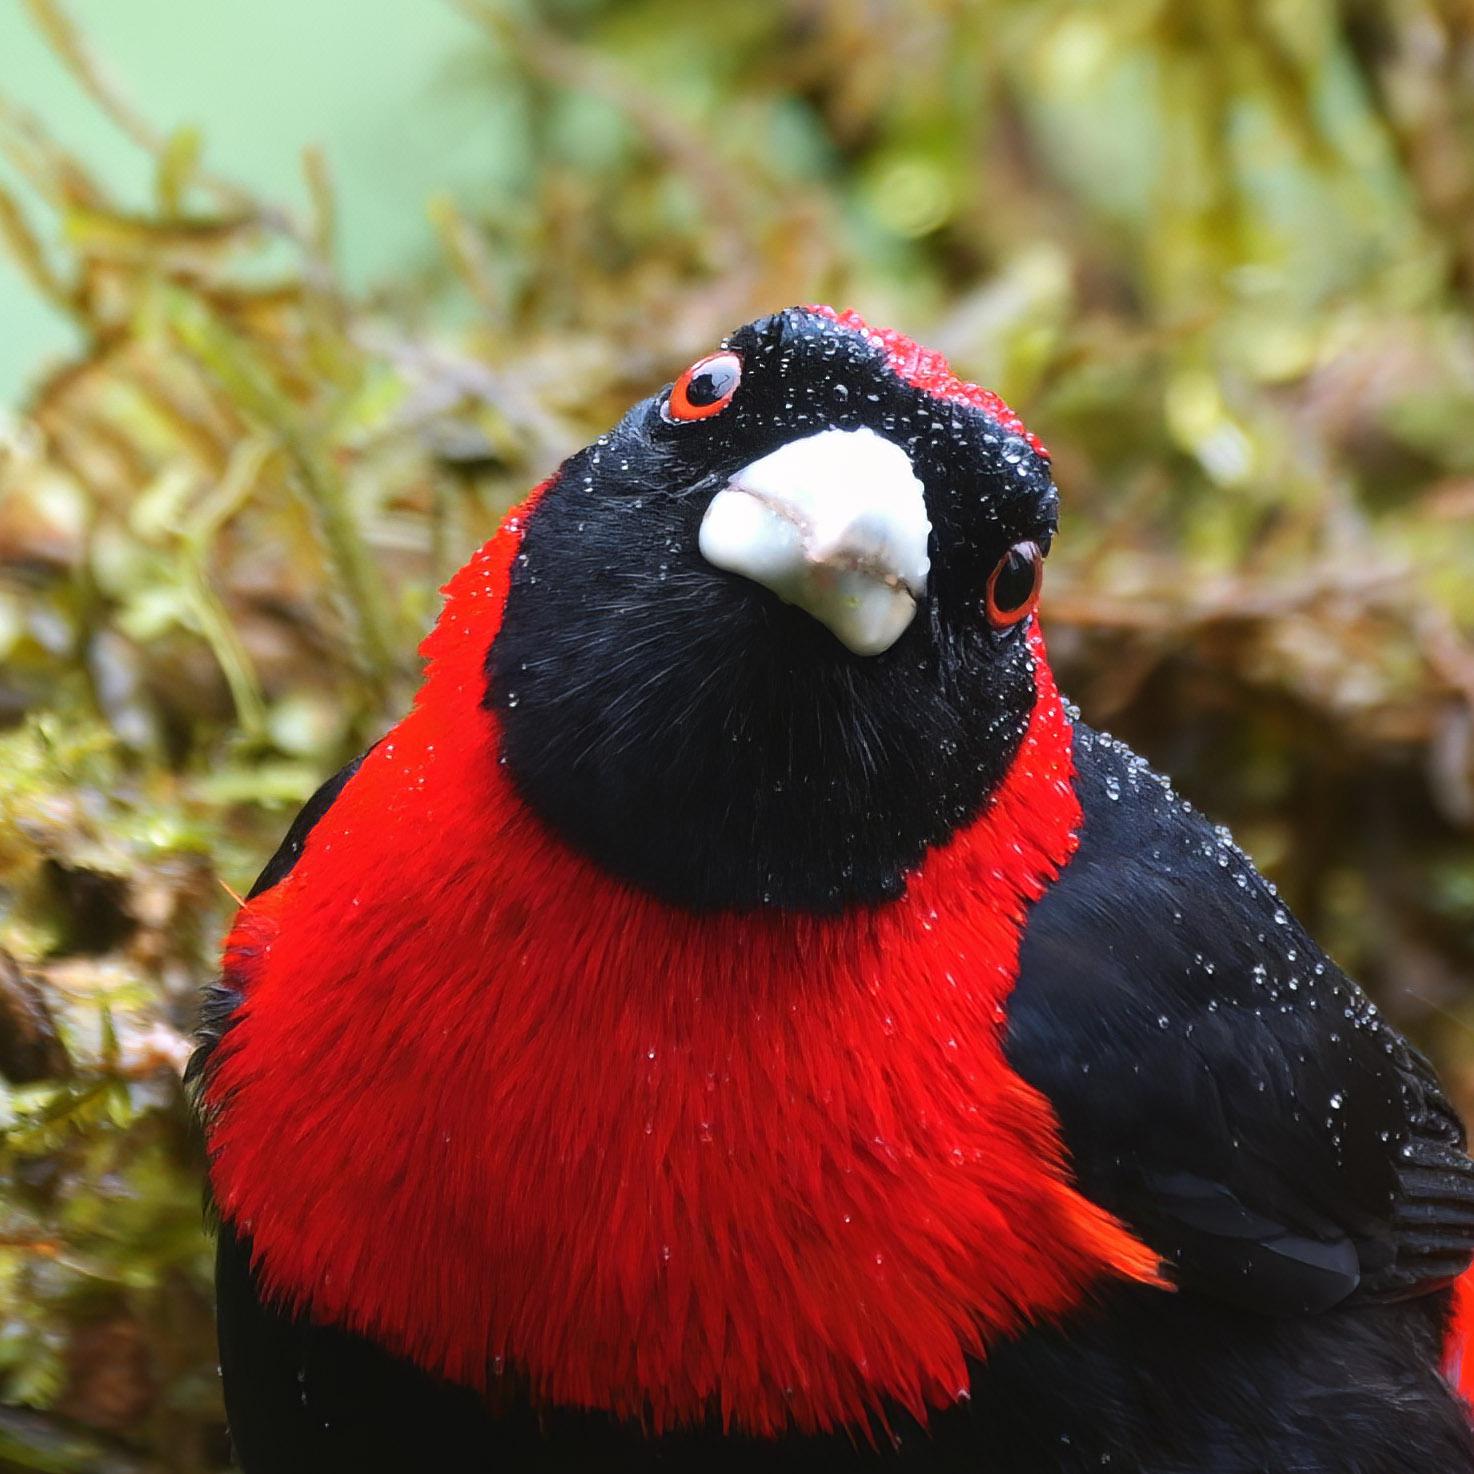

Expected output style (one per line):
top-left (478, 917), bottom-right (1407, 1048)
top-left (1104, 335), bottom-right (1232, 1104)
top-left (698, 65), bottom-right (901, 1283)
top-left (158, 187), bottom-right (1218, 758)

top-left (993, 546), bottom-right (1036, 611)
top-left (685, 360), bottom-right (738, 407)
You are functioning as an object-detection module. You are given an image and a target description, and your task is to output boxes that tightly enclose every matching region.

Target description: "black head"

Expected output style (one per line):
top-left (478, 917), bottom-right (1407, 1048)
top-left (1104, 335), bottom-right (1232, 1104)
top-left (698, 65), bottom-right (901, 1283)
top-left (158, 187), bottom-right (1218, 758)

top-left (489, 307), bottom-right (1058, 911)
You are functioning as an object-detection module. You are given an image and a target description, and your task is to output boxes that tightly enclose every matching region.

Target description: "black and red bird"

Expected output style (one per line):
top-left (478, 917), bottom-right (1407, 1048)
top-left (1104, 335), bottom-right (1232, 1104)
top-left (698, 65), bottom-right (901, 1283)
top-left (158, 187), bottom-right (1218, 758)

top-left (194, 306), bottom-right (1474, 1473)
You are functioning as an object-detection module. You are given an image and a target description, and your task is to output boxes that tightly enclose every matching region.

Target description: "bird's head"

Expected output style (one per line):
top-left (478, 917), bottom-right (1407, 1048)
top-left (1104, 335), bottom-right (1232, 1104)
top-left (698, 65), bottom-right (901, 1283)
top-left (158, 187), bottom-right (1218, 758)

top-left (488, 306), bottom-right (1060, 911)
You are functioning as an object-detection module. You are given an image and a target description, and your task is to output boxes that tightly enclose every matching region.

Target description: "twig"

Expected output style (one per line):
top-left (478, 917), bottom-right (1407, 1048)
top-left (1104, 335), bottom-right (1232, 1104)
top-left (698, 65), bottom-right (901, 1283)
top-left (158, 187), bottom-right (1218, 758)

top-left (430, 194), bottom-right (500, 321)
top-left (302, 145), bottom-right (337, 265)
top-left (0, 178), bottom-right (80, 320)
top-left (447, 0), bottom-right (751, 246)
top-left (360, 328), bottom-right (576, 468)
top-left (23, 0), bottom-right (305, 239)
top-left (167, 293), bottom-right (399, 694)
top-left (22, 0), bottom-right (165, 157)
top-left (179, 438), bottom-right (273, 736)
top-left (0, 950), bottom-right (70, 1085)
top-left (0, 1404), bottom-right (163, 1474)
top-left (0, 94), bottom-right (111, 210)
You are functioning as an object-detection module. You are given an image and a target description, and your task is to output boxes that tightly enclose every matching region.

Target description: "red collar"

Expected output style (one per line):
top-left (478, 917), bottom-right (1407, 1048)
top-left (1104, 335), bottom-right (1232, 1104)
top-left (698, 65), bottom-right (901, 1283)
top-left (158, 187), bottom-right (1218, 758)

top-left (205, 494), bottom-right (1157, 1436)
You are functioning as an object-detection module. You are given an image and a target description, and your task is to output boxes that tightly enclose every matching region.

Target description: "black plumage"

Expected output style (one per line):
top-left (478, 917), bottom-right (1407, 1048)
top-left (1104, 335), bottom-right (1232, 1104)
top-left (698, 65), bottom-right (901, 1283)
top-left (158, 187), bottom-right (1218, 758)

top-left (197, 307), bottom-right (1474, 1472)
top-left (207, 724), bottom-right (1474, 1472)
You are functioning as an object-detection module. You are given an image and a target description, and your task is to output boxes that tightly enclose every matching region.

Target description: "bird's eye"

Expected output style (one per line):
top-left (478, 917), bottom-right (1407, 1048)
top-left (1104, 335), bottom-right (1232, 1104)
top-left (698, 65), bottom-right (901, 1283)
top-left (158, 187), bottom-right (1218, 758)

top-left (663, 351), bottom-right (742, 423)
top-left (985, 541), bottom-right (1043, 628)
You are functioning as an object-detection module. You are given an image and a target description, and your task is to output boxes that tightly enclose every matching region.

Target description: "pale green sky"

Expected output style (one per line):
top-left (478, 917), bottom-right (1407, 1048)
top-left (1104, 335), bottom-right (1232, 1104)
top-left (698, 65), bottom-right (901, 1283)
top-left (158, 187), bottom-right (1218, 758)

top-left (0, 0), bottom-right (514, 406)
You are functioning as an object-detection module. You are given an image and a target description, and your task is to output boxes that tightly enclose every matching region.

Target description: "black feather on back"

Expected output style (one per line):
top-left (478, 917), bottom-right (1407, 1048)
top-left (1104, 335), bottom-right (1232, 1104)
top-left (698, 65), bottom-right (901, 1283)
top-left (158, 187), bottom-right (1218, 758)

top-left (1006, 721), bottom-right (1474, 1313)
top-left (195, 707), bottom-right (1474, 1474)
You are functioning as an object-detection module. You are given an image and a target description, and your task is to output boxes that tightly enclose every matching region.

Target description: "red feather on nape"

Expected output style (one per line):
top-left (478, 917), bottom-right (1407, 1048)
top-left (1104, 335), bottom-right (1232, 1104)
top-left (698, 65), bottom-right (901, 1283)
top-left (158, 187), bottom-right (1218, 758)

top-left (802, 305), bottom-right (1050, 461)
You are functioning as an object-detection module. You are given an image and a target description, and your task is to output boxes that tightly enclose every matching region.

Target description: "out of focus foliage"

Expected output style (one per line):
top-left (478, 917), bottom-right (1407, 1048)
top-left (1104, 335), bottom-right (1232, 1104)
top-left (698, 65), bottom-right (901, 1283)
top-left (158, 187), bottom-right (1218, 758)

top-left (0, 0), bottom-right (1472, 1467)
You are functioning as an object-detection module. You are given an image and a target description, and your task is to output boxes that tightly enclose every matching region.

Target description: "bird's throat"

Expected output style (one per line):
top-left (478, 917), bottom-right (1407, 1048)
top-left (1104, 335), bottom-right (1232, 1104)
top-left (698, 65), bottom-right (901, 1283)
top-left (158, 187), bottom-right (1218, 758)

top-left (203, 502), bottom-right (1158, 1436)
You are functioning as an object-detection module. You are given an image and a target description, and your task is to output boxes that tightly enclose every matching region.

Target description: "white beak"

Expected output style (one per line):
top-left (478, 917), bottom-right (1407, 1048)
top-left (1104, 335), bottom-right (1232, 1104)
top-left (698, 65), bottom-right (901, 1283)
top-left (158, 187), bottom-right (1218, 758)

top-left (697, 427), bottom-right (931, 656)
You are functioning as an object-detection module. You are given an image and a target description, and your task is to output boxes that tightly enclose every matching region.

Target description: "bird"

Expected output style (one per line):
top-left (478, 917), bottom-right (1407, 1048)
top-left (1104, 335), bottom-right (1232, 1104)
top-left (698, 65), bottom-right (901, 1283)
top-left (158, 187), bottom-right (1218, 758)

top-left (192, 305), bottom-right (1474, 1473)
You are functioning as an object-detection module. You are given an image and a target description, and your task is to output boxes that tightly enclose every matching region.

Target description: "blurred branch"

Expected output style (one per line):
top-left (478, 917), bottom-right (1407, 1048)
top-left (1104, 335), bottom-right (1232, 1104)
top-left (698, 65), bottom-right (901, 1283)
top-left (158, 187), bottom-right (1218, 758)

top-left (167, 295), bottom-right (399, 695)
top-left (177, 438), bottom-right (273, 738)
top-left (363, 329), bottom-right (575, 470)
top-left (450, 0), bottom-right (747, 230)
top-left (446, 0), bottom-right (762, 332)
top-left (22, 0), bottom-right (166, 160)
top-left (23, 0), bottom-right (304, 239)
top-left (430, 195), bottom-right (499, 322)
top-left (1049, 563), bottom-right (1406, 632)
top-left (301, 146), bottom-right (337, 265)
top-left (0, 950), bottom-right (70, 1085)
top-left (1418, 605), bottom-right (1474, 720)
top-left (0, 180), bottom-right (79, 322)
top-left (0, 1405), bottom-right (162, 1474)
top-left (0, 95), bottom-right (110, 211)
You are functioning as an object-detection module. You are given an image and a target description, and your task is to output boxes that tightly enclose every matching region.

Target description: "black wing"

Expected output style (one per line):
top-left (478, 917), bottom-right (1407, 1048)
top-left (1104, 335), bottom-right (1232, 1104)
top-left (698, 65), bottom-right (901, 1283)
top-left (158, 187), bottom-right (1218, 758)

top-left (1008, 723), bottom-right (1474, 1315)
top-left (215, 1224), bottom-right (501, 1474)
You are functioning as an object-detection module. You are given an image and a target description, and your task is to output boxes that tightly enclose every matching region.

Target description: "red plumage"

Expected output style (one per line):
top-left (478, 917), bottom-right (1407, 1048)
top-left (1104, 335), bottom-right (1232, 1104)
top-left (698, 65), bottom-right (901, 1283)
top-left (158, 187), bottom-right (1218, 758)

top-left (1447, 1267), bottom-right (1474, 1409)
top-left (804, 305), bottom-right (1049, 460)
top-left (205, 481), bottom-right (1158, 1437)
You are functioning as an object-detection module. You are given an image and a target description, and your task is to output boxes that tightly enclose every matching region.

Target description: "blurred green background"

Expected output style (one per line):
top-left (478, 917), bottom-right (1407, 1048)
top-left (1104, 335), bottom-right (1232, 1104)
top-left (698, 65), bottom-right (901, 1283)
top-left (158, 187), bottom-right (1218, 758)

top-left (1, 0), bottom-right (1472, 1468)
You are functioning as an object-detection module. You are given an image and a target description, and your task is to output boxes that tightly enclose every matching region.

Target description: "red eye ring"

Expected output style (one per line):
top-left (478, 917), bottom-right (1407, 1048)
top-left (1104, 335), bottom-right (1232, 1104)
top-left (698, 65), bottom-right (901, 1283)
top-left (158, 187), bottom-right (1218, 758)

top-left (985, 541), bottom-right (1043, 628)
top-left (663, 351), bottom-right (743, 422)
